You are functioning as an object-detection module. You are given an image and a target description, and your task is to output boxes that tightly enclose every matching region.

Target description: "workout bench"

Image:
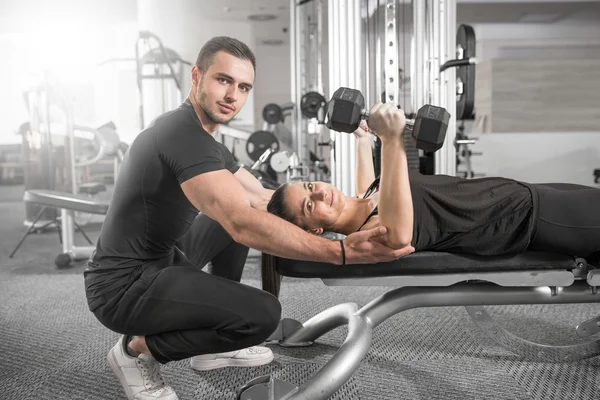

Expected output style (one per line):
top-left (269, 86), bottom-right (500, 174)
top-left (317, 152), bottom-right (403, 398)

top-left (238, 250), bottom-right (600, 400)
top-left (10, 189), bottom-right (109, 268)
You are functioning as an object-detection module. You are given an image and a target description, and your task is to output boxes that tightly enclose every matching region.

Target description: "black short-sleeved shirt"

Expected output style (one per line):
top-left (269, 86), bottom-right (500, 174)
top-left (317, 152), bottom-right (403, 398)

top-left (360, 171), bottom-right (539, 256)
top-left (85, 99), bottom-right (239, 272)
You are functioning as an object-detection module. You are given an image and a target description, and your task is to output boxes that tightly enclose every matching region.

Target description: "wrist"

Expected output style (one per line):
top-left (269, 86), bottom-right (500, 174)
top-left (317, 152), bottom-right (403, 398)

top-left (328, 239), bottom-right (344, 265)
top-left (356, 137), bottom-right (373, 146)
top-left (379, 135), bottom-right (404, 145)
top-left (340, 240), bottom-right (346, 265)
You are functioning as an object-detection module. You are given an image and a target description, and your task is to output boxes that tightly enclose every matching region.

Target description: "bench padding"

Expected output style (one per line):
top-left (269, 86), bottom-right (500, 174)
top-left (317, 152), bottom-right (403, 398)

top-left (276, 251), bottom-right (578, 278)
top-left (24, 190), bottom-right (109, 215)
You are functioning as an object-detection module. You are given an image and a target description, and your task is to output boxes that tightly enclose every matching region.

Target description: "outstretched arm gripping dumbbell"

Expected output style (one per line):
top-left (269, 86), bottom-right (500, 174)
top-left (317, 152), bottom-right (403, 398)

top-left (325, 87), bottom-right (451, 152)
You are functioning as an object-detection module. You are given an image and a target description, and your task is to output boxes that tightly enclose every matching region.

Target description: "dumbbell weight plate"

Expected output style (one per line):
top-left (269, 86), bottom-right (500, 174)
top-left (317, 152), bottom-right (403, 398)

top-left (246, 130), bottom-right (280, 162)
top-left (412, 105), bottom-right (451, 152)
top-left (300, 92), bottom-right (326, 119)
top-left (263, 103), bottom-right (284, 124)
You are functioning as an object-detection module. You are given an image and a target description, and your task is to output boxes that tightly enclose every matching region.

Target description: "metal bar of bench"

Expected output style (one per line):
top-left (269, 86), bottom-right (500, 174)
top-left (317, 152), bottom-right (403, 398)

top-left (241, 280), bottom-right (600, 400)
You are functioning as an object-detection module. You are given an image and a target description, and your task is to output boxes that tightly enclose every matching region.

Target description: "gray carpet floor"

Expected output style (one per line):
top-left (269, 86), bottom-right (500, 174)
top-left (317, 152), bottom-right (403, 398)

top-left (2, 183), bottom-right (600, 400)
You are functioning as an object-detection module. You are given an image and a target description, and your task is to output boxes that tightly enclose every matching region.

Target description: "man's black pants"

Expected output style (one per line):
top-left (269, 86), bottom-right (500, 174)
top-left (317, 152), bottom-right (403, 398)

top-left (84, 214), bottom-right (281, 364)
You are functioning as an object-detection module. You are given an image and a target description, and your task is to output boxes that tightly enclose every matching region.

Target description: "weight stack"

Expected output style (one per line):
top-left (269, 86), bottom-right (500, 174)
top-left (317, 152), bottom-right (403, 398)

top-left (373, 136), bottom-right (420, 177)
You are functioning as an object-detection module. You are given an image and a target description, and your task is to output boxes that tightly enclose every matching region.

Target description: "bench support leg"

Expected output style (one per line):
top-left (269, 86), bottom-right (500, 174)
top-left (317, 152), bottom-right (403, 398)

top-left (9, 207), bottom-right (48, 258)
top-left (55, 209), bottom-right (96, 268)
top-left (466, 305), bottom-right (600, 362)
top-left (241, 281), bottom-right (600, 400)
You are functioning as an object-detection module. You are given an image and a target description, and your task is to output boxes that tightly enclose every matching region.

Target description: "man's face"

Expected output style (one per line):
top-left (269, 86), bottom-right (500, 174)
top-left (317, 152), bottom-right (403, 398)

top-left (194, 51), bottom-right (255, 124)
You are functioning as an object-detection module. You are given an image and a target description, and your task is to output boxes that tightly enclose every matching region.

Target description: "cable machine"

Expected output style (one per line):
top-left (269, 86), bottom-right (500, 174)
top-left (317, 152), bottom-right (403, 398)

top-left (135, 31), bottom-right (192, 129)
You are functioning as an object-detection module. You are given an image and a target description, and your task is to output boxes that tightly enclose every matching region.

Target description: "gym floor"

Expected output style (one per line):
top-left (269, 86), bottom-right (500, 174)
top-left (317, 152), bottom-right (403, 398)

top-left (2, 183), bottom-right (600, 400)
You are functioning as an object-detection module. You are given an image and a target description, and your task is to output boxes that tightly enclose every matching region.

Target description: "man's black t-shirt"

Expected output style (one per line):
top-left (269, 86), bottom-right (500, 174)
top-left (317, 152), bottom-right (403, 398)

top-left (86, 99), bottom-right (239, 272)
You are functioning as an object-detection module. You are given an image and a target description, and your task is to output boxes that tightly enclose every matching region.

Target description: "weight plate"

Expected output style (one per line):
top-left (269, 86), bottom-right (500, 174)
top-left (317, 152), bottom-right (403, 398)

top-left (300, 92), bottom-right (326, 119)
top-left (456, 24), bottom-right (476, 120)
top-left (269, 151), bottom-right (291, 173)
top-left (246, 130), bottom-right (280, 162)
top-left (262, 103), bottom-right (284, 124)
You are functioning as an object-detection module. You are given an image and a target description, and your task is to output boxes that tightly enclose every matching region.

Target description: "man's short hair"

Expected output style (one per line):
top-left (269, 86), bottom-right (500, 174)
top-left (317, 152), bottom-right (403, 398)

top-left (195, 36), bottom-right (256, 72)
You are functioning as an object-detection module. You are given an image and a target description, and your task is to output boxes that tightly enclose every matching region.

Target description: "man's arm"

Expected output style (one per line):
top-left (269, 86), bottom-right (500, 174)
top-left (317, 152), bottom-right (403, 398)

top-left (181, 169), bottom-right (413, 264)
top-left (354, 122), bottom-right (376, 194)
top-left (234, 167), bottom-right (274, 211)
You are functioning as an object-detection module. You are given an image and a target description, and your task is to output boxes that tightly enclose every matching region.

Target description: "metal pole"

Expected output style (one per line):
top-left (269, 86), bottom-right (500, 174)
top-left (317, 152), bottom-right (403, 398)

top-left (375, 0), bottom-right (382, 105)
top-left (384, 0), bottom-right (399, 106)
top-left (349, 0), bottom-right (360, 195)
top-left (290, 0), bottom-right (301, 161)
top-left (338, 0), bottom-right (348, 193)
top-left (431, 0), bottom-right (444, 173)
top-left (316, 0), bottom-right (325, 162)
top-left (328, 0), bottom-right (339, 190)
top-left (363, 0), bottom-right (371, 107)
top-left (135, 38), bottom-right (145, 129)
top-left (412, 0), bottom-right (425, 113)
top-left (432, 0), bottom-right (456, 175)
top-left (443, 0), bottom-right (457, 176)
top-left (317, 0), bottom-right (324, 96)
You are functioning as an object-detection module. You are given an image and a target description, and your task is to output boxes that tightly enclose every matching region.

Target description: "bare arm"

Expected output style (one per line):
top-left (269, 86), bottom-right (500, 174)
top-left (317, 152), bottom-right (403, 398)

top-left (181, 169), bottom-right (413, 264)
top-left (234, 167), bottom-right (274, 211)
top-left (354, 122), bottom-right (376, 194)
top-left (367, 103), bottom-right (414, 248)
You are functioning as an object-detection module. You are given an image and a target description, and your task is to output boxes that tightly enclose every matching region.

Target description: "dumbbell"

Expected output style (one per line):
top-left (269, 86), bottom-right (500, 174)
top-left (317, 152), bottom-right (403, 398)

top-left (325, 87), bottom-right (450, 152)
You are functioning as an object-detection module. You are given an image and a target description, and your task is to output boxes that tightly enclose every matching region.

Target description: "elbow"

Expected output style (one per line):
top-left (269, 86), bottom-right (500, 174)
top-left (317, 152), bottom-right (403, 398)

top-left (228, 224), bottom-right (245, 244)
top-left (230, 217), bottom-right (253, 245)
top-left (385, 229), bottom-right (413, 250)
top-left (388, 238), bottom-right (412, 250)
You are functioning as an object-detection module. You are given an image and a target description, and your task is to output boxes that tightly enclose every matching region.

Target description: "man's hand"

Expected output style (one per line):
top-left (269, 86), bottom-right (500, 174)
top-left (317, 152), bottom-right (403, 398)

top-left (342, 226), bottom-right (415, 264)
top-left (367, 103), bottom-right (406, 142)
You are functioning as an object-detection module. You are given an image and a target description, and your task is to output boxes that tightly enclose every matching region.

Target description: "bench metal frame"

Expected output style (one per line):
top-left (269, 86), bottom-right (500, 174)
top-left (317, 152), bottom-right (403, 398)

top-left (238, 260), bottom-right (600, 400)
top-left (9, 190), bottom-right (109, 267)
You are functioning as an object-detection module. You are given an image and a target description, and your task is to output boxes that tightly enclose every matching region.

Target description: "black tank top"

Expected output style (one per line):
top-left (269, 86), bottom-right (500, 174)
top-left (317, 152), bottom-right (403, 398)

top-left (357, 170), bottom-right (538, 256)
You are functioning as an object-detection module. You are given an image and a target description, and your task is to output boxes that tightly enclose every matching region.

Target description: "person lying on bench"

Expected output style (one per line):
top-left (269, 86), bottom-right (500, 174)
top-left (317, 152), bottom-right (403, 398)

top-left (267, 103), bottom-right (600, 259)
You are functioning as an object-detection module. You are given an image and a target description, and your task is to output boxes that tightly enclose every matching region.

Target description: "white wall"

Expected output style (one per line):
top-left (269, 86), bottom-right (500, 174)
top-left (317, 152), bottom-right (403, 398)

top-left (253, 42), bottom-right (292, 131)
top-left (0, 35), bottom-right (36, 144)
top-left (464, 20), bottom-right (600, 184)
top-left (468, 132), bottom-right (600, 186)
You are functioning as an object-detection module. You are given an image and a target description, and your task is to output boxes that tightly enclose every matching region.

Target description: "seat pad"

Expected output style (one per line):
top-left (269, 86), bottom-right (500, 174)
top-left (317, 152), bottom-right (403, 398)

top-left (78, 182), bottom-right (107, 195)
top-left (24, 190), bottom-right (109, 215)
top-left (276, 250), bottom-right (578, 278)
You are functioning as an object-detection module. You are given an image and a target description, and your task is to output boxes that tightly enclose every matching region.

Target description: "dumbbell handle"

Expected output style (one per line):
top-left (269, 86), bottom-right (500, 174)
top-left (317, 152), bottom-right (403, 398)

top-left (360, 109), bottom-right (415, 129)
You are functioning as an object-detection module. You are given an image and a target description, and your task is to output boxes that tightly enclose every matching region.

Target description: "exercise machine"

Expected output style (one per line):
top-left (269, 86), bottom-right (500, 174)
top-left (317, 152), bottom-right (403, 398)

top-left (9, 74), bottom-right (124, 268)
top-left (136, 31), bottom-right (192, 129)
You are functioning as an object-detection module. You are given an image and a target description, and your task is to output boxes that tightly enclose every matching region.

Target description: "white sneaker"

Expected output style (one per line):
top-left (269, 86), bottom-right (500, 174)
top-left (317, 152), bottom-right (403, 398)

top-left (107, 336), bottom-right (178, 400)
top-left (190, 346), bottom-right (274, 371)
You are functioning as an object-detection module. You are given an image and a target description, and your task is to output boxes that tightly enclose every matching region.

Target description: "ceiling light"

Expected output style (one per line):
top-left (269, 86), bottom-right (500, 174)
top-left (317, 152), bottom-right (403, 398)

top-left (519, 13), bottom-right (562, 23)
top-left (248, 14), bottom-right (277, 21)
top-left (261, 39), bottom-right (284, 46)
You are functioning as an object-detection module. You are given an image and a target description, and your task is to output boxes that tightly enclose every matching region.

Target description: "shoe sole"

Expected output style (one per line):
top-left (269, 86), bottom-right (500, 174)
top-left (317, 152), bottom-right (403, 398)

top-left (190, 352), bottom-right (274, 371)
top-left (107, 348), bottom-right (136, 400)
